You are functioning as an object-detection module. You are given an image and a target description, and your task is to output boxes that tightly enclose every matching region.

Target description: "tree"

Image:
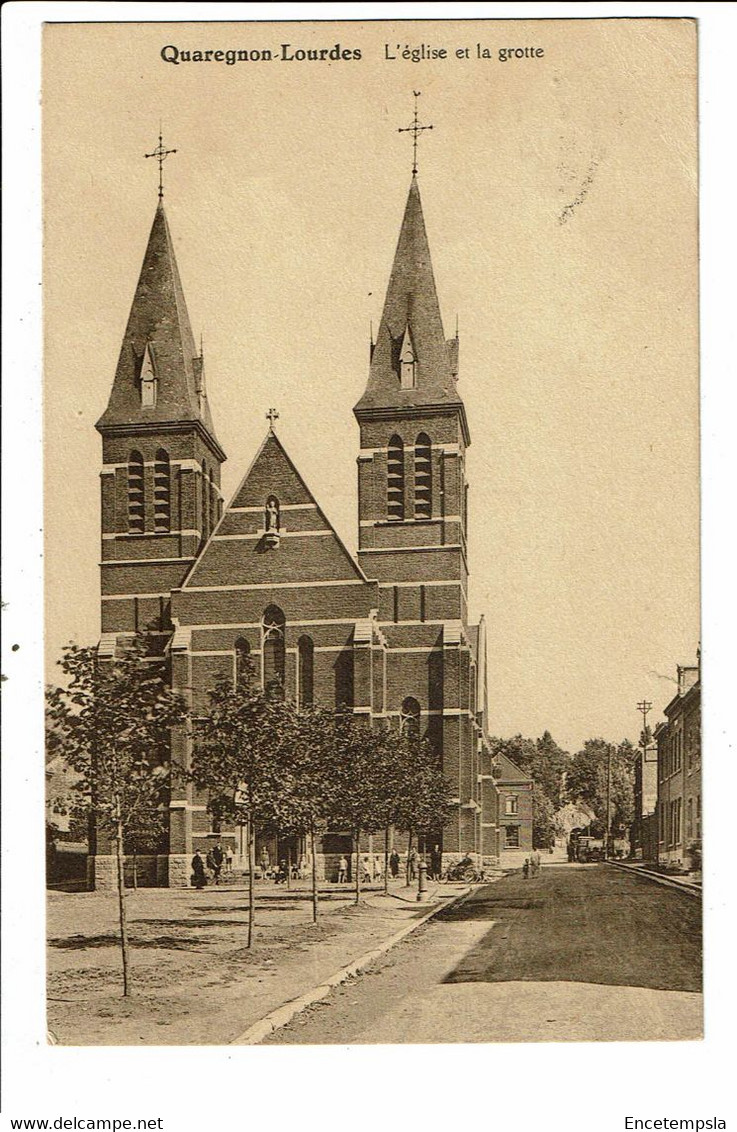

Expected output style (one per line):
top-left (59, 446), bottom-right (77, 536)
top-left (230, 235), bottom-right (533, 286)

top-left (531, 786), bottom-right (557, 849)
top-left (330, 713), bottom-right (391, 905)
top-left (190, 673), bottom-right (293, 948)
top-left (274, 704), bottom-right (342, 922)
top-left (392, 732), bottom-right (452, 881)
top-left (46, 638), bottom-right (187, 996)
top-left (565, 738), bottom-right (636, 840)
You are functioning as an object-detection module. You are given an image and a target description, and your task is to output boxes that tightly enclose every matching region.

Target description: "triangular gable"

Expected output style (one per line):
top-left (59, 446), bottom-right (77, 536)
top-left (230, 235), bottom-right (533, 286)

top-left (182, 430), bottom-right (369, 590)
top-left (494, 751), bottom-right (533, 785)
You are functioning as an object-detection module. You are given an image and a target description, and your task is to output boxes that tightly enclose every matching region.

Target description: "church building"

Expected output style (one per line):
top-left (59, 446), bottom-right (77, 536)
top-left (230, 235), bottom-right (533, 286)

top-left (92, 136), bottom-right (532, 888)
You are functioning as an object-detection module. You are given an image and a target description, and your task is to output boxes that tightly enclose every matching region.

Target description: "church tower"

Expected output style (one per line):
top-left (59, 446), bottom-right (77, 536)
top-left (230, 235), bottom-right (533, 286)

top-left (354, 166), bottom-right (480, 857)
top-left (96, 185), bottom-right (226, 656)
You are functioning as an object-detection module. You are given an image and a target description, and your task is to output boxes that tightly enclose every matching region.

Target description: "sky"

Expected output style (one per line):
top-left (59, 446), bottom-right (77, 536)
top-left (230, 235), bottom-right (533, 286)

top-left (42, 17), bottom-right (699, 754)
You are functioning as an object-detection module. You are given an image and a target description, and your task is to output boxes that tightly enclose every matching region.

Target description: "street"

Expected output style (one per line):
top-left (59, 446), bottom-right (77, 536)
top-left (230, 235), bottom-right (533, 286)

top-left (264, 864), bottom-right (702, 1043)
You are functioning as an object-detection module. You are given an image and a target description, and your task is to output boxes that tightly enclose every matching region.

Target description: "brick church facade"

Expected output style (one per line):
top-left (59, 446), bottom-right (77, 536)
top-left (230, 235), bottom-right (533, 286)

top-left (92, 161), bottom-right (532, 888)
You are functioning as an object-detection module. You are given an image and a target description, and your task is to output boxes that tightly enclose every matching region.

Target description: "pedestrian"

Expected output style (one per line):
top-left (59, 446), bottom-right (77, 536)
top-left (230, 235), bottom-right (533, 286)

top-left (191, 849), bottom-right (207, 889)
top-left (389, 850), bottom-right (400, 879)
top-left (260, 847), bottom-right (270, 876)
top-left (224, 844), bottom-right (234, 875)
top-left (373, 853), bottom-right (383, 881)
top-left (275, 858), bottom-right (287, 884)
top-left (408, 846), bottom-right (417, 882)
top-left (430, 843), bottom-right (442, 880)
top-left (362, 855), bottom-right (373, 883)
top-left (522, 858), bottom-right (530, 880)
top-left (212, 843), bottom-right (224, 885)
top-left (337, 855), bottom-right (348, 883)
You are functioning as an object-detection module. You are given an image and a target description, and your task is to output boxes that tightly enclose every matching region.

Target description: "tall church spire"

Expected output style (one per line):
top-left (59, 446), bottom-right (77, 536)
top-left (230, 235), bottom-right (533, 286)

top-left (96, 200), bottom-right (222, 454)
top-left (354, 176), bottom-right (468, 441)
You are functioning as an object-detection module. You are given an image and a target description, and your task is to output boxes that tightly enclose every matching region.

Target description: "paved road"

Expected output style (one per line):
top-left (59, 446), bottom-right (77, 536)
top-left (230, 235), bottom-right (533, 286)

top-left (265, 863), bottom-right (702, 1043)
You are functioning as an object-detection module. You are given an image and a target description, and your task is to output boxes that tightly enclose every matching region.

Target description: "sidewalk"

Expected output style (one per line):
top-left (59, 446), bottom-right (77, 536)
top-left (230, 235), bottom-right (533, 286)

top-left (606, 859), bottom-right (702, 896)
top-left (47, 878), bottom-right (467, 1045)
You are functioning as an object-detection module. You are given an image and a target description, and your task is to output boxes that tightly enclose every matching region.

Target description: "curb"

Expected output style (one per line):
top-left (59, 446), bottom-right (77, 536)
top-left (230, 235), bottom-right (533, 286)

top-left (230, 886), bottom-right (471, 1045)
top-left (607, 860), bottom-right (701, 898)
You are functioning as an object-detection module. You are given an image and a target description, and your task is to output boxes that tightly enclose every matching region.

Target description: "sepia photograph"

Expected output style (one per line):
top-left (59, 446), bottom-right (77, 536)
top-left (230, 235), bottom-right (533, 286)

top-left (37, 14), bottom-right (704, 1051)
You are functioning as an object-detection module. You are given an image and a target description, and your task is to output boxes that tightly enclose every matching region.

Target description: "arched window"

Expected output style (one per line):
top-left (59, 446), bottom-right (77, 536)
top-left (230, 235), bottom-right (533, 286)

top-left (127, 450), bottom-right (145, 533)
top-left (298, 636), bottom-right (314, 709)
top-left (262, 605), bottom-right (286, 694)
top-left (387, 435), bottom-right (405, 521)
top-left (153, 449), bottom-right (171, 532)
top-left (414, 433), bottom-right (432, 519)
top-left (400, 696), bottom-right (421, 740)
top-left (202, 460), bottom-right (210, 539)
top-left (235, 638), bottom-right (251, 688)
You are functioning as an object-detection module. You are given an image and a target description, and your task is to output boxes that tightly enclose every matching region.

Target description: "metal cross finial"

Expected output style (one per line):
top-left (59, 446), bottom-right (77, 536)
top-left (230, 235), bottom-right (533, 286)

top-left (266, 408), bottom-right (280, 429)
top-left (145, 129), bottom-right (177, 201)
top-left (398, 91), bottom-right (433, 176)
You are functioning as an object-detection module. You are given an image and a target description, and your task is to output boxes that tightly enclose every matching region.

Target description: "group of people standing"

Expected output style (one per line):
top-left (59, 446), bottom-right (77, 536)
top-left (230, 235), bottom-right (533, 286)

top-left (190, 843), bottom-right (234, 889)
top-left (522, 849), bottom-right (542, 880)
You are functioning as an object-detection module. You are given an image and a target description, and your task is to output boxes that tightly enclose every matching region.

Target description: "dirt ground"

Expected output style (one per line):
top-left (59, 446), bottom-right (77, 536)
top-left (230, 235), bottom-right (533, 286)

top-left (46, 881), bottom-right (429, 1045)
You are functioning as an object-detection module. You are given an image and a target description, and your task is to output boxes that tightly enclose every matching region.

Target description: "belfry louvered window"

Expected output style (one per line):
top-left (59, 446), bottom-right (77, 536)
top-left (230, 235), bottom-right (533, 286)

top-left (414, 433), bottom-right (432, 519)
top-left (387, 435), bottom-right (405, 521)
top-left (153, 449), bottom-right (171, 532)
top-left (127, 451), bottom-right (145, 533)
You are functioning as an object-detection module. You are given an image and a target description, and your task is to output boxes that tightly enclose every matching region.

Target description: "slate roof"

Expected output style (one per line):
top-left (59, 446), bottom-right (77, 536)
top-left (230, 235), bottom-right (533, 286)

top-left (354, 176), bottom-right (467, 432)
top-left (96, 201), bottom-right (220, 445)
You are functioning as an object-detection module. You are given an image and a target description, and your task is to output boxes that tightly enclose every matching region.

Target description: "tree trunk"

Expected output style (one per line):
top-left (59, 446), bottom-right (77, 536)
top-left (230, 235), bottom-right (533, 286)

top-left (384, 825), bottom-right (390, 896)
top-left (406, 828), bottom-right (414, 887)
top-left (132, 849), bottom-right (138, 891)
top-left (247, 818), bottom-right (256, 949)
top-left (354, 829), bottom-right (361, 906)
top-left (286, 843), bottom-right (292, 890)
top-left (114, 817), bottom-right (131, 997)
top-left (310, 826), bottom-right (318, 924)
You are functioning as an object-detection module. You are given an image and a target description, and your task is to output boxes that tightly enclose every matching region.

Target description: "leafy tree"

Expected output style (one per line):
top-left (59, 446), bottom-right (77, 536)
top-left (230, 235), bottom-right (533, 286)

top-left (46, 638), bottom-right (187, 996)
top-left (531, 787), bottom-right (557, 849)
top-left (565, 738), bottom-right (636, 841)
top-left (190, 673), bottom-right (293, 948)
top-left (392, 732), bottom-right (452, 882)
top-left (274, 704), bottom-right (342, 922)
top-left (330, 713), bottom-right (391, 905)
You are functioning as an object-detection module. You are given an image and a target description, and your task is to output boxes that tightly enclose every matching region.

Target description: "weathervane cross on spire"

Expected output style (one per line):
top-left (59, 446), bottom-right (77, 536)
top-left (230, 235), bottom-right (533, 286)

top-left (266, 408), bottom-right (280, 429)
top-left (398, 91), bottom-right (433, 176)
top-left (145, 128), bottom-right (177, 201)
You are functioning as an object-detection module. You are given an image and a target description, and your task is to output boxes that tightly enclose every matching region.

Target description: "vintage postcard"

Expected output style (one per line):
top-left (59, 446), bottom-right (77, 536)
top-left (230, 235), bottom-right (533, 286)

top-left (38, 13), bottom-right (704, 1058)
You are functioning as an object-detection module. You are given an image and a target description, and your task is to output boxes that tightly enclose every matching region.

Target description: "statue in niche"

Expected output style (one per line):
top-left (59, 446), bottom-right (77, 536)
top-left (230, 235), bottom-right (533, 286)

top-left (265, 496), bottom-right (279, 532)
top-left (264, 496), bottom-right (280, 548)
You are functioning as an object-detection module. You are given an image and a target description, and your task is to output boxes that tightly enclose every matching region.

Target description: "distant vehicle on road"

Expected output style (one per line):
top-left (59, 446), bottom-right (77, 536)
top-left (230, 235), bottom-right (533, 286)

top-left (568, 831), bottom-right (605, 862)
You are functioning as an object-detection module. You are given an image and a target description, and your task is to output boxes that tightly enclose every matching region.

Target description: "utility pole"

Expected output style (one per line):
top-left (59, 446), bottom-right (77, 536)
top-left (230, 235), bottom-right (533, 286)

top-left (605, 744), bottom-right (612, 858)
top-left (636, 699), bottom-right (653, 860)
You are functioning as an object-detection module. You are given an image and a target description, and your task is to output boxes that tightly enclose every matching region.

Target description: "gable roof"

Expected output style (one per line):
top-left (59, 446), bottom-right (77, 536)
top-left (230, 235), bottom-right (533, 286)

top-left (495, 751), bottom-right (533, 785)
top-left (182, 429), bottom-right (370, 591)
